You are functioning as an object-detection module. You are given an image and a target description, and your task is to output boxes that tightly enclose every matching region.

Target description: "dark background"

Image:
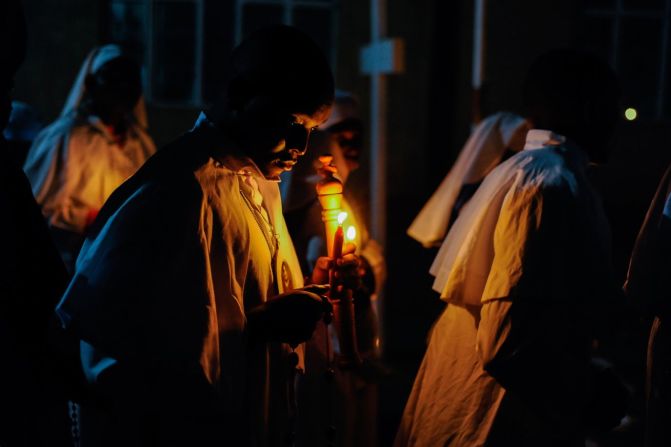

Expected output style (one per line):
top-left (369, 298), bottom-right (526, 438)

top-left (13, 0), bottom-right (671, 445)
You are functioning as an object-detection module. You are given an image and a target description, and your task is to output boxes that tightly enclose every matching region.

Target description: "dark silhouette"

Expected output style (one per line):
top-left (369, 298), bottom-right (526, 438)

top-left (0, 1), bottom-right (71, 446)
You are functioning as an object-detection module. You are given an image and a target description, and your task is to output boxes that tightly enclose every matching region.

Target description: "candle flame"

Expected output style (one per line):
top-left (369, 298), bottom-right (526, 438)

top-left (337, 211), bottom-right (348, 225)
top-left (346, 225), bottom-right (356, 241)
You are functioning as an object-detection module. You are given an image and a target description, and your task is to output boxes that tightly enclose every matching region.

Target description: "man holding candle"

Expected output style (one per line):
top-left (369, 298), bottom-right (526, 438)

top-left (55, 26), bottom-right (357, 446)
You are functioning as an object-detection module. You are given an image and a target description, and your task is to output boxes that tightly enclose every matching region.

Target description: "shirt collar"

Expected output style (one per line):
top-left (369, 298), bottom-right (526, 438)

top-left (523, 129), bottom-right (567, 151)
top-left (192, 111), bottom-right (281, 182)
top-left (524, 128), bottom-right (591, 168)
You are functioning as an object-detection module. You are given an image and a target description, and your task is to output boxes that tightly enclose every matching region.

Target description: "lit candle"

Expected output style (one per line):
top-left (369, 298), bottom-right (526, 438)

top-left (332, 211), bottom-right (348, 260)
top-left (345, 225), bottom-right (356, 243)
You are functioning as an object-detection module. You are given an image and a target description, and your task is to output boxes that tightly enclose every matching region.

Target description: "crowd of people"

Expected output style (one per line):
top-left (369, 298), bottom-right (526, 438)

top-left (2, 0), bottom-right (671, 446)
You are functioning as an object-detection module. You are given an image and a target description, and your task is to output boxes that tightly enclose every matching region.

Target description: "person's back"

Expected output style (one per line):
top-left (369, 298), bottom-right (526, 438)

top-left (395, 50), bottom-right (626, 447)
top-left (398, 135), bottom-right (612, 446)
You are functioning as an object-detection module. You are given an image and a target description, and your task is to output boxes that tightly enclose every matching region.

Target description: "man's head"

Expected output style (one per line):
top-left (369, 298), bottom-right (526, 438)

top-left (84, 54), bottom-right (142, 127)
top-left (523, 49), bottom-right (620, 163)
top-left (0, 0), bottom-right (27, 131)
top-left (221, 25), bottom-right (335, 178)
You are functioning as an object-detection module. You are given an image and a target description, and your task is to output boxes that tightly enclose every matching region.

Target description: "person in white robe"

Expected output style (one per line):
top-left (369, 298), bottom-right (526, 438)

top-left (407, 112), bottom-right (530, 248)
top-left (24, 44), bottom-right (155, 271)
top-left (55, 26), bottom-right (355, 446)
top-left (625, 166), bottom-right (671, 447)
top-left (395, 50), bottom-right (627, 447)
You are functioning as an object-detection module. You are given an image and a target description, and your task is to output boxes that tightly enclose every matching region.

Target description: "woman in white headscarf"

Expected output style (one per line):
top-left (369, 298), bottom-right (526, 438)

top-left (407, 112), bottom-right (530, 248)
top-left (24, 44), bottom-right (155, 271)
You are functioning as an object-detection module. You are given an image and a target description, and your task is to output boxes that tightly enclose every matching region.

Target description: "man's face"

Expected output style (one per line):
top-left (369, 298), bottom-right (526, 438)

top-left (87, 58), bottom-right (142, 122)
top-left (330, 124), bottom-right (363, 172)
top-left (253, 105), bottom-right (332, 178)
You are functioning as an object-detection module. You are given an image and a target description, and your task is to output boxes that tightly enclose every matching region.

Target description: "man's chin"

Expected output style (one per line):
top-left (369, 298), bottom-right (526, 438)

top-left (263, 161), bottom-right (294, 178)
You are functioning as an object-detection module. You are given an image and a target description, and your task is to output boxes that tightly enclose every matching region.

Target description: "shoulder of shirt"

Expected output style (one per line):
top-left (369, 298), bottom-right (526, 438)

top-left (508, 145), bottom-right (581, 192)
top-left (32, 114), bottom-right (80, 142)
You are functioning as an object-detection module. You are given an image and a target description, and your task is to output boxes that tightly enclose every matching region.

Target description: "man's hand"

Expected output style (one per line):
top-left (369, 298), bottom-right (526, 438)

top-left (247, 285), bottom-right (331, 346)
top-left (310, 243), bottom-right (362, 291)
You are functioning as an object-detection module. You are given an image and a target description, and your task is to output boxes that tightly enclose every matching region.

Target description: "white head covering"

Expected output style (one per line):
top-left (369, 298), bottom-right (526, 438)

top-left (407, 112), bottom-right (530, 247)
top-left (60, 44), bottom-right (148, 128)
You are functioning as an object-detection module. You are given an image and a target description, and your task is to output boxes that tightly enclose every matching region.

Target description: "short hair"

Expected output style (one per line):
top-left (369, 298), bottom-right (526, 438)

top-left (523, 49), bottom-right (619, 127)
top-left (226, 25), bottom-right (334, 115)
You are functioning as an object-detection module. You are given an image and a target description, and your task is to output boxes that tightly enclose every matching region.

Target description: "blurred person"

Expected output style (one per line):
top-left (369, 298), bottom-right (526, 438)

top-left (625, 165), bottom-right (671, 446)
top-left (395, 50), bottom-right (627, 447)
top-left (55, 26), bottom-right (362, 446)
top-left (24, 44), bottom-right (155, 272)
top-left (408, 111), bottom-right (530, 247)
top-left (0, 1), bottom-right (71, 445)
top-left (284, 91), bottom-right (386, 447)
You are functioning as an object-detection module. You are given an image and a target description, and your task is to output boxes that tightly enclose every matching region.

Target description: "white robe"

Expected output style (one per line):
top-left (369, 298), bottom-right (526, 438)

top-left (24, 114), bottom-right (155, 233)
top-left (24, 44), bottom-right (155, 235)
top-left (395, 130), bottom-right (613, 447)
top-left (56, 116), bottom-right (304, 446)
top-left (407, 112), bottom-right (529, 247)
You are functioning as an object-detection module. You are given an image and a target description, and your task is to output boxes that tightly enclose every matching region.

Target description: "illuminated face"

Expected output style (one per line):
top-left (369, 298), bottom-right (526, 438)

top-left (258, 105), bottom-right (332, 178)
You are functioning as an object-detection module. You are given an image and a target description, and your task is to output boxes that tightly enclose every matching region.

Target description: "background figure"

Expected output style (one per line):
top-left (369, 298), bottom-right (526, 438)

top-left (625, 165), bottom-right (671, 447)
top-left (407, 111), bottom-right (530, 248)
top-left (285, 91), bottom-right (386, 447)
top-left (24, 44), bottom-right (155, 272)
top-left (0, 1), bottom-right (71, 445)
top-left (4, 100), bottom-right (44, 166)
top-left (395, 50), bottom-right (627, 447)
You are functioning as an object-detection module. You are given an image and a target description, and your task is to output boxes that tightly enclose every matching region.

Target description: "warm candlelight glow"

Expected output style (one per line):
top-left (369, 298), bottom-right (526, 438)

top-left (338, 211), bottom-right (348, 225)
top-left (346, 225), bottom-right (356, 241)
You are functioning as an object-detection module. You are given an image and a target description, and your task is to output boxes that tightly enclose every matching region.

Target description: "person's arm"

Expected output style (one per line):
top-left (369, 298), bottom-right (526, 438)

top-left (58, 176), bottom-right (231, 441)
top-left (475, 184), bottom-right (626, 435)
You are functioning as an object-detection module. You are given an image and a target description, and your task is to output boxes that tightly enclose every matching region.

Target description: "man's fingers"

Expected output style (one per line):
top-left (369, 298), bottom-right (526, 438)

top-left (336, 253), bottom-right (359, 267)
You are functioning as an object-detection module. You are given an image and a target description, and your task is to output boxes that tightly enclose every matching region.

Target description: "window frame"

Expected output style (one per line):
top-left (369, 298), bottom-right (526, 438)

top-left (585, 0), bottom-right (671, 119)
top-left (233, 0), bottom-right (340, 71)
top-left (107, 0), bottom-right (338, 108)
